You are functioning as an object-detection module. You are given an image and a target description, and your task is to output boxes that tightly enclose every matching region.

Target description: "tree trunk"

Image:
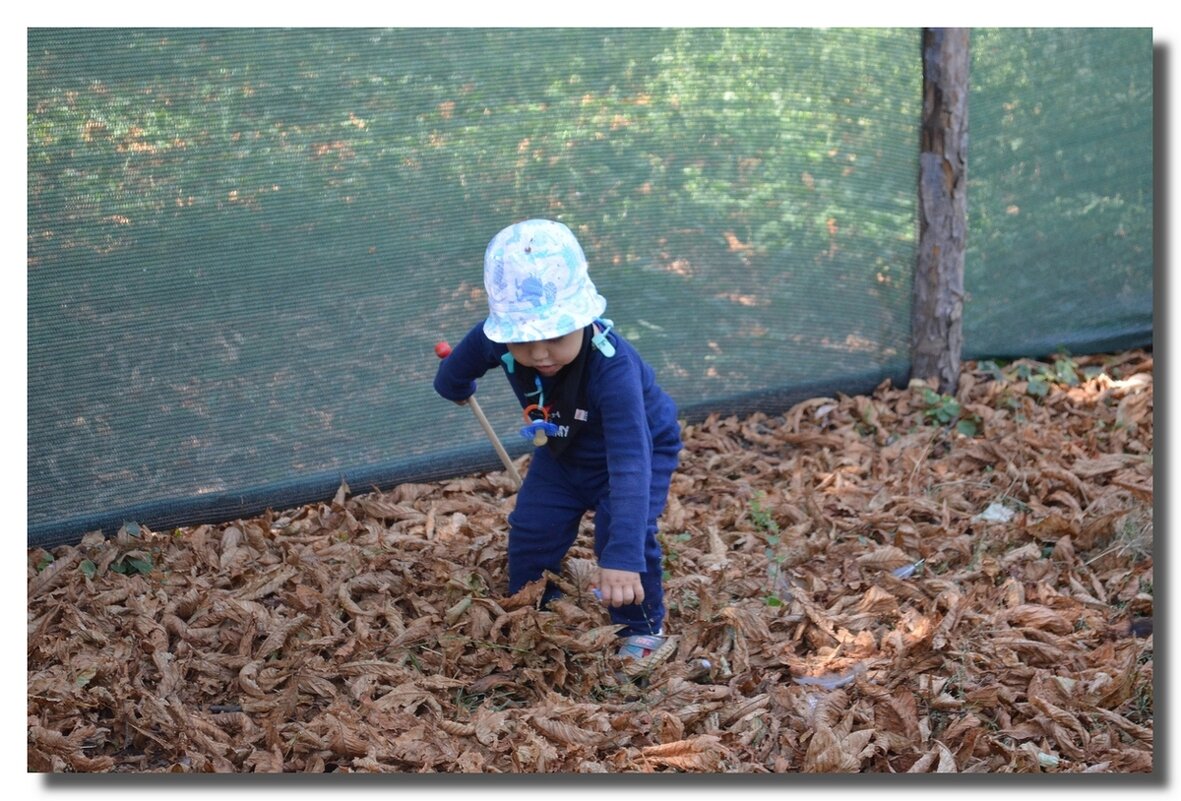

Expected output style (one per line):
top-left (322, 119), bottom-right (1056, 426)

top-left (911, 28), bottom-right (969, 395)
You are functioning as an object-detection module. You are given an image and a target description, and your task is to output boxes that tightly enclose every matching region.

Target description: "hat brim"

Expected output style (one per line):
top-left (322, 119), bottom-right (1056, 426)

top-left (483, 293), bottom-right (606, 343)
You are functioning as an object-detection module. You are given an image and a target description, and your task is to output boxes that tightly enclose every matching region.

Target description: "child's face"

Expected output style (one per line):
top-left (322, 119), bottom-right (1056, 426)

top-left (506, 329), bottom-right (583, 377)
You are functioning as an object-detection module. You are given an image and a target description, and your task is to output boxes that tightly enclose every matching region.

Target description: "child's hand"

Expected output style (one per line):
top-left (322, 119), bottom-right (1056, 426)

top-left (594, 567), bottom-right (644, 608)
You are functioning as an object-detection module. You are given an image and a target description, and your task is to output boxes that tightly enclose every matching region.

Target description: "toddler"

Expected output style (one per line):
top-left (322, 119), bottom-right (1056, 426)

top-left (434, 219), bottom-right (681, 666)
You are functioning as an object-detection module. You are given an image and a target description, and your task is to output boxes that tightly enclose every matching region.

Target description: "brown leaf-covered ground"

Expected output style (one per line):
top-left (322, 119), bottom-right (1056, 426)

top-left (28, 351), bottom-right (1154, 773)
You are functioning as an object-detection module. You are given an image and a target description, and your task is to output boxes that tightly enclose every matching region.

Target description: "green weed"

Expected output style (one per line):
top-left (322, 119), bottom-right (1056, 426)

top-left (918, 387), bottom-right (981, 436)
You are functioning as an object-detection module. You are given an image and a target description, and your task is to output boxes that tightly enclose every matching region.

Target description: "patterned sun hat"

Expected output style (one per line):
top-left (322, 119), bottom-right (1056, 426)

top-left (482, 219), bottom-right (607, 343)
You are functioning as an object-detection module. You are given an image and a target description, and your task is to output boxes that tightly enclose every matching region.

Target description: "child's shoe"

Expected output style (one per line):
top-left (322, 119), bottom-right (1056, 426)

top-left (617, 633), bottom-right (676, 677)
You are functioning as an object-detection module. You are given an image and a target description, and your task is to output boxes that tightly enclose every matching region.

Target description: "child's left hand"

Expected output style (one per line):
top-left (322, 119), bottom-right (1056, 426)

top-left (594, 567), bottom-right (644, 608)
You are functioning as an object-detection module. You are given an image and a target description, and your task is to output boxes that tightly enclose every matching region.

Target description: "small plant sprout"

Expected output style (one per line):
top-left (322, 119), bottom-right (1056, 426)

top-left (749, 492), bottom-right (780, 539)
top-left (918, 386), bottom-right (981, 436)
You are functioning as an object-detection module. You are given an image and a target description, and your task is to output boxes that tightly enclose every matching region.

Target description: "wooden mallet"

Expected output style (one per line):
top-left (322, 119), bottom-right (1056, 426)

top-left (435, 341), bottom-right (523, 489)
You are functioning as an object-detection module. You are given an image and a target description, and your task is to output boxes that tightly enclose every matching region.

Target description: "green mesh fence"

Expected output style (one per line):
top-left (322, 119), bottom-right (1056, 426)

top-left (27, 28), bottom-right (1152, 547)
top-left (965, 28), bottom-right (1153, 358)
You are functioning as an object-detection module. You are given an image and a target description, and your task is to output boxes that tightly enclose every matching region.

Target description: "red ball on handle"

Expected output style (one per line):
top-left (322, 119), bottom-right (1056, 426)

top-left (434, 341), bottom-right (452, 359)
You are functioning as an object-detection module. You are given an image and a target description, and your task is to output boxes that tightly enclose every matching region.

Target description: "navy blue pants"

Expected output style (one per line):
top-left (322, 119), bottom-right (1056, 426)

top-left (507, 444), bottom-right (678, 637)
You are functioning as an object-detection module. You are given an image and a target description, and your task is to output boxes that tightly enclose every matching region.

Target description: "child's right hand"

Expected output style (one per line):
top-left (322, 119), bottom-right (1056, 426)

top-left (594, 567), bottom-right (645, 608)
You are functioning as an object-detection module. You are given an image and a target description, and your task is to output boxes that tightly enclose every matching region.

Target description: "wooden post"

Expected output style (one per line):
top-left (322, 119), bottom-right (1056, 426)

top-left (911, 28), bottom-right (969, 395)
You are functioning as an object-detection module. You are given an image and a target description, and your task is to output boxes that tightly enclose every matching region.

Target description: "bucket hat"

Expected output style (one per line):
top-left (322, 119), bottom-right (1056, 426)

top-left (482, 219), bottom-right (607, 343)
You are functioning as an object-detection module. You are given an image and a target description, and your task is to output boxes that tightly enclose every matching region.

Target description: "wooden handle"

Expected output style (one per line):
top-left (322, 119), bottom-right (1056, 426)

top-left (436, 341), bottom-right (522, 489)
top-left (466, 395), bottom-right (523, 489)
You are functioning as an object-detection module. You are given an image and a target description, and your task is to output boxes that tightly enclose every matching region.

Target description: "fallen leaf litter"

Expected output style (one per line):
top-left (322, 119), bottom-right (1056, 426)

top-left (28, 351), bottom-right (1153, 773)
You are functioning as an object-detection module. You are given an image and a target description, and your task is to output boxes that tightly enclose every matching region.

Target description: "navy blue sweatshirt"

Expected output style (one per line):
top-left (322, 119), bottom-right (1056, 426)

top-left (433, 321), bottom-right (680, 572)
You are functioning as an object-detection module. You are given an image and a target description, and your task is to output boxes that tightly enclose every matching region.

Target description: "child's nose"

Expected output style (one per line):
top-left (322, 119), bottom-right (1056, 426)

top-left (530, 342), bottom-right (549, 361)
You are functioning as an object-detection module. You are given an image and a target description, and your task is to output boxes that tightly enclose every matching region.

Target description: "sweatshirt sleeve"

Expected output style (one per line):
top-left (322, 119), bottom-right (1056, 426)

top-left (433, 322), bottom-right (502, 402)
top-left (590, 349), bottom-right (654, 573)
